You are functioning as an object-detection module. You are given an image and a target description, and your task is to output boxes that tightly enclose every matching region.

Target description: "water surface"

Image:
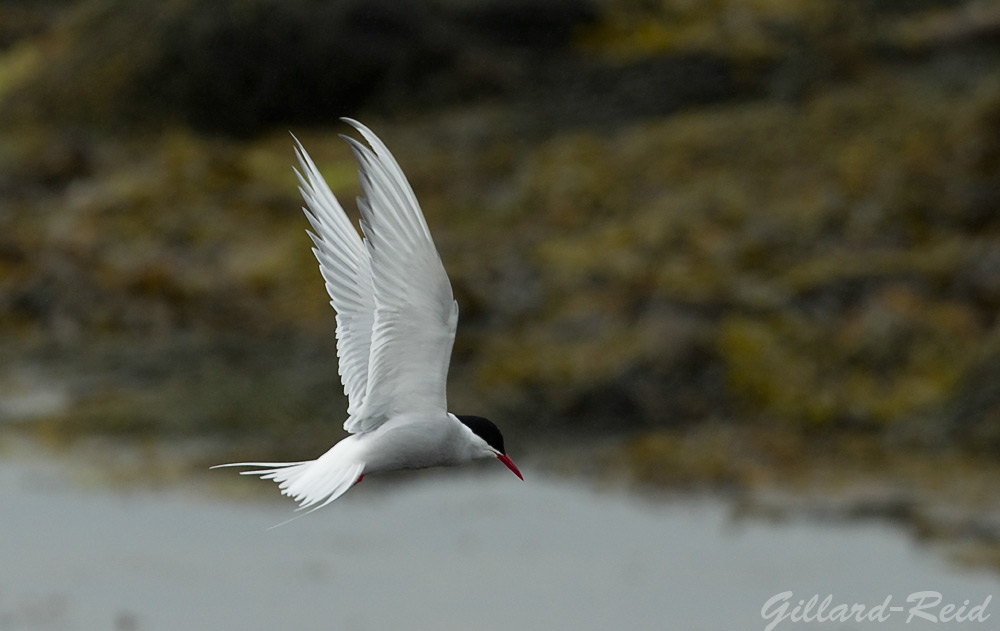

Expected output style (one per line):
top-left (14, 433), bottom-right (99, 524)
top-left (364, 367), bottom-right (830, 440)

top-left (1, 452), bottom-right (997, 631)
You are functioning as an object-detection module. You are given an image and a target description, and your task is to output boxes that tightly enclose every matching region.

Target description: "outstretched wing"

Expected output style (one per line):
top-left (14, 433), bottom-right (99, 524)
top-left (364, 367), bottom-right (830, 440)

top-left (341, 119), bottom-right (459, 433)
top-left (295, 120), bottom-right (458, 434)
top-left (294, 137), bottom-right (375, 418)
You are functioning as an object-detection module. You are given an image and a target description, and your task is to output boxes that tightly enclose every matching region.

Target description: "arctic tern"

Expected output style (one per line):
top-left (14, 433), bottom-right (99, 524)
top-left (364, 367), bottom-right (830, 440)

top-left (214, 119), bottom-right (522, 512)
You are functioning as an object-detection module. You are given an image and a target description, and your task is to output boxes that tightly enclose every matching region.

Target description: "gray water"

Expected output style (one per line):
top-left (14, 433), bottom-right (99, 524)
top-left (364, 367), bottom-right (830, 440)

top-left (1, 452), bottom-right (997, 631)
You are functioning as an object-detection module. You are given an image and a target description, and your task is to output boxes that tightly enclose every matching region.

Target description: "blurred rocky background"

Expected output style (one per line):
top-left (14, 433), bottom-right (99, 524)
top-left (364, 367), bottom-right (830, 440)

top-left (2, 0), bottom-right (1000, 546)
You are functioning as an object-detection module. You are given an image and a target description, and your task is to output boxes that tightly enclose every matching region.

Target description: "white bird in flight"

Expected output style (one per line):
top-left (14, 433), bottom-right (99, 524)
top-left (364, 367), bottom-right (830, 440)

top-left (214, 119), bottom-right (522, 512)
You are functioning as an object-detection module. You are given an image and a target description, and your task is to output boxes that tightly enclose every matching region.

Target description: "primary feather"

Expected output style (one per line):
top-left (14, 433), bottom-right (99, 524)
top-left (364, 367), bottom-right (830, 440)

top-left (294, 137), bottom-right (375, 418)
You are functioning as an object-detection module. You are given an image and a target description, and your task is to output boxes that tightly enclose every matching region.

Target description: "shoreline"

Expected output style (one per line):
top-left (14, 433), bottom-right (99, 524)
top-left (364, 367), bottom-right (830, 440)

top-left (7, 423), bottom-right (1000, 574)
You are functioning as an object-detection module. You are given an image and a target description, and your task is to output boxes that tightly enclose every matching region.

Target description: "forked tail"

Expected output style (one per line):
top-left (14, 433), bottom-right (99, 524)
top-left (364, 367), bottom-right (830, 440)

top-left (212, 458), bottom-right (365, 515)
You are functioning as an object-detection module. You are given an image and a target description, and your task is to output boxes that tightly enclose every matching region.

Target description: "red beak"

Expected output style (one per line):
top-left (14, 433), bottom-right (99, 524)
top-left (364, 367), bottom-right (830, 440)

top-left (496, 453), bottom-right (523, 480)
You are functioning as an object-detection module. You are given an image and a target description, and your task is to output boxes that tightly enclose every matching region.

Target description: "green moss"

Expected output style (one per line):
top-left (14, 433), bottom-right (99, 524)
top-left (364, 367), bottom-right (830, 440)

top-left (580, 0), bottom-right (819, 59)
top-left (0, 41), bottom-right (40, 102)
top-left (718, 286), bottom-right (982, 427)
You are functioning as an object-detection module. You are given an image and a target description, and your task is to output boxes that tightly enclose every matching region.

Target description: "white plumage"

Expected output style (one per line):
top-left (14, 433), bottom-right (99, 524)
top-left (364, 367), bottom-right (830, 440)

top-left (214, 119), bottom-right (521, 512)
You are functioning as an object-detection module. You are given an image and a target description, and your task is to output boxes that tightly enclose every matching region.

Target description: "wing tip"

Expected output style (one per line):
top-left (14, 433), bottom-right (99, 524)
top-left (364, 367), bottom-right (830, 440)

top-left (340, 117), bottom-right (365, 132)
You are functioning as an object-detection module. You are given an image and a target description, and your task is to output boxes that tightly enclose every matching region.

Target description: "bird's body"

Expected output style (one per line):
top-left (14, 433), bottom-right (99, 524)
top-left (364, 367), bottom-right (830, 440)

top-left (330, 413), bottom-right (487, 475)
top-left (214, 119), bottom-right (521, 511)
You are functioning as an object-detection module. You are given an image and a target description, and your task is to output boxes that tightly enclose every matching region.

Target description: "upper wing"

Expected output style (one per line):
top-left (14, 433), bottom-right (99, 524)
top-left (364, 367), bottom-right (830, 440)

top-left (294, 137), bottom-right (375, 418)
top-left (340, 119), bottom-right (459, 433)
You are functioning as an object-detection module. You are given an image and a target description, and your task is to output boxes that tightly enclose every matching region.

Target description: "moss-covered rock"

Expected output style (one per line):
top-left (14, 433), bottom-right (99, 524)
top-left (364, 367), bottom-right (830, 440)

top-left (0, 0), bottom-right (999, 450)
top-left (0, 0), bottom-right (599, 135)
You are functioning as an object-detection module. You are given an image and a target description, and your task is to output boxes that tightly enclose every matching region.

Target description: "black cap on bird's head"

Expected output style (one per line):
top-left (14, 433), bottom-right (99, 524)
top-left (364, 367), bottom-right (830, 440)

top-left (456, 415), bottom-right (523, 480)
top-left (458, 415), bottom-right (505, 453)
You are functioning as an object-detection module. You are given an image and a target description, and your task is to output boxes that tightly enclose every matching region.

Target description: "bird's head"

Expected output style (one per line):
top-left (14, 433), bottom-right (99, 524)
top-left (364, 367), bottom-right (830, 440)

top-left (456, 415), bottom-right (523, 480)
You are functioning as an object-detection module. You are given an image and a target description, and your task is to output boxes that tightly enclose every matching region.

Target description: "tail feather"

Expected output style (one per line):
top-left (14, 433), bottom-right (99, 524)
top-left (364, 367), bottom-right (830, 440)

top-left (212, 459), bottom-right (365, 509)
